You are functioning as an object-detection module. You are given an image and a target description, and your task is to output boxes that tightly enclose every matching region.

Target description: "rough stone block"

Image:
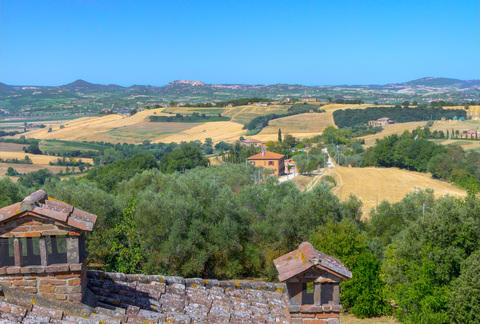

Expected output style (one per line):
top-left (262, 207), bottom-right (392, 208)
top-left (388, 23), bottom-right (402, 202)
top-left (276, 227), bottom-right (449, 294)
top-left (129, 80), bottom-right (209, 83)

top-left (6, 267), bottom-right (21, 274)
top-left (41, 292), bottom-right (67, 300)
top-left (21, 266), bottom-right (46, 274)
top-left (0, 301), bottom-right (28, 317)
top-left (45, 264), bottom-right (70, 273)
top-left (31, 305), bottom-right (63, 319)
top-left (300, 305), bottom-right (323, 313)
top-left (69, 263), bottom-right (83, 271)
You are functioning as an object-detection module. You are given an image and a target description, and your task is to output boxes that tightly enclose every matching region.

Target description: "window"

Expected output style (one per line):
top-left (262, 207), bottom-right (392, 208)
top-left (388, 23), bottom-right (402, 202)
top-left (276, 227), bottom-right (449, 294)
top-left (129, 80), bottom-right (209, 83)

top-left (268, 161), bottom-right (274, 166)
top-left (21, 237), bottom-right (41, 266)
top-left (45, 235), bottom-right (67, 265)
top-left (0, 238), bottom-right (15, 267)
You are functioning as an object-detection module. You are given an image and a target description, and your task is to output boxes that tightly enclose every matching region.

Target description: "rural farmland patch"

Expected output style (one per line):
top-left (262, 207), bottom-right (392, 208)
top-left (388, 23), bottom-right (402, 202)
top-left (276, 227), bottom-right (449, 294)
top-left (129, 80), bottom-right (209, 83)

top-left (256, 113), bottom-right (337, 142)
top-left (325, 166), bottom-right (467, 217)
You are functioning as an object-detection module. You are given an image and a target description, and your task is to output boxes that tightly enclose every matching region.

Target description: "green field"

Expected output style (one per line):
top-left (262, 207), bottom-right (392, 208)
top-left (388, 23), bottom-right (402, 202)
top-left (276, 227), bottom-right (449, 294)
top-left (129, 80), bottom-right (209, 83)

top-left (39, 139), bottom-right (108, 154)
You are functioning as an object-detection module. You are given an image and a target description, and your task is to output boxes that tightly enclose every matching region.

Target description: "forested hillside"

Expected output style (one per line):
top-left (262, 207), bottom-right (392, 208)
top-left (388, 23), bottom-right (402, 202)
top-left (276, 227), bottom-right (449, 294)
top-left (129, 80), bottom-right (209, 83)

top-left (1, 150), bottom-right (480, 322)
top-left (333, 106), bottom-right (467, 128)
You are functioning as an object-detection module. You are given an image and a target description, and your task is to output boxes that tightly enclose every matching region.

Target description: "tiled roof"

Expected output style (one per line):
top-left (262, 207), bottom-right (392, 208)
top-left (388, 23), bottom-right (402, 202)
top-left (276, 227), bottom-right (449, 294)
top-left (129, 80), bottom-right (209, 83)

top-left (247, 151), bottom-right (285, 160)
top-left (242, 138), bottom-right (262, 143)
top-left (273, 242), bottom-right (352, 282)
top-left (0, 271), bottom-right (288, 323)
top-left (0, 190), bottom-right (97, 232)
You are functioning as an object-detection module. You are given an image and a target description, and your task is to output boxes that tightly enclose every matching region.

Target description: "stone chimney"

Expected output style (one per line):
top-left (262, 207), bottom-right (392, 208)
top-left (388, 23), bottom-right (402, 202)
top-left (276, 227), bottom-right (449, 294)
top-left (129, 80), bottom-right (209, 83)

top-left (274, 242), bottom-right (352, 324)
top-left (0, 190), bottom-right (97, 302)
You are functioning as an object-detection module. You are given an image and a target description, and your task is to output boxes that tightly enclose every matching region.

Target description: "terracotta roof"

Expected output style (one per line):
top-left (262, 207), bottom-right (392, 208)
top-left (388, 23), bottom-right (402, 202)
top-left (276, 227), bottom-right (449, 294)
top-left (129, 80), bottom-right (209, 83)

top-left (377, 117), bottom-right (391, 121)
top-left (247, 151), bottom-right (285, 160)
top-left (242, 138), bottom-right (262, 143)
top-left (273, 242), bottom-right (352, 282)
top-left (0, 190), bottom-right (97, 232)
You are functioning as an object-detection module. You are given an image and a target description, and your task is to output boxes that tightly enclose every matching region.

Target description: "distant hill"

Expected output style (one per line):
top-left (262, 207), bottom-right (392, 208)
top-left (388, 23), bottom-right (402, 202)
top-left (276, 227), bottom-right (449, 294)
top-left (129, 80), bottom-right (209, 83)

top-left (1, 77), bottom-right (478, 112)
top-left (60, 79), bottom-right (124, 91)
top-left (399, 77), bottom-right (479, 88)
top-left (0, 82), bottom-right (15, 92)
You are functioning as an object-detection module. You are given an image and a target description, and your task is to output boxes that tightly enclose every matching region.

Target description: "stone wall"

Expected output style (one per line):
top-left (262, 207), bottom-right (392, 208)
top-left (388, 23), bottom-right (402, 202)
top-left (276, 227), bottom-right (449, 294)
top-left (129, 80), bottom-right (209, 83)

top-left (87, 270), bottom-right (288, 323)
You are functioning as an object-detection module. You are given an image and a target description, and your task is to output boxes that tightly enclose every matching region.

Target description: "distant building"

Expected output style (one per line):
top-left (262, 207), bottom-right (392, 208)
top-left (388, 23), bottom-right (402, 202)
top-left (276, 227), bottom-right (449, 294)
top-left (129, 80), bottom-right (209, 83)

top-left (241, 138), bottom-right (264, 147)
top-left (465, 129), bottom-right (478, 139)
top-left (368, 117), bottom-right (395, 126)
top-left (301, 98), bottom-right (318, 102)
top-left (247, 150), bottom-right (285, 176)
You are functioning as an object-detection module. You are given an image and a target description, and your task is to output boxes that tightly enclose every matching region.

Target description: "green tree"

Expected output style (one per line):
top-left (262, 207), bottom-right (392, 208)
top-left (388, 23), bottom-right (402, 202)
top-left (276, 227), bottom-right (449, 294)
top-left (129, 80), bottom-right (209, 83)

top-left (449, 250), bottom-right (480, 323)
top-left (106, 200), bottom-right (145, 273)
top-left (278, 129), bottom-right (282, 142)
top-left (160, 143), bottom-right (209, 173)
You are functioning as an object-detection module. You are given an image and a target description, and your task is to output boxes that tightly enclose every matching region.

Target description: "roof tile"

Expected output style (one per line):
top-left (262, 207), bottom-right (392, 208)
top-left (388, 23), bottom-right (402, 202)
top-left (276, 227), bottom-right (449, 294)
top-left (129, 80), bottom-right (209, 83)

top-left (274, 242), bottom-right (352, 282)
top-left (247, 151), bottom-right (285, 160)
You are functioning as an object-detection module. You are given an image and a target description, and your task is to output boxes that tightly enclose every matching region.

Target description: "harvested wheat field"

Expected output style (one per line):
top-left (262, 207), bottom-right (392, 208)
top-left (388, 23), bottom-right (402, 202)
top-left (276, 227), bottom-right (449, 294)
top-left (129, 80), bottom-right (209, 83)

top-left (0, 164), bottom-right (68, 182)
top-left (19, 109), bottom-right (195, 144)
top-left (0, 151), bottom-right (94, 165)
top-left (443, 105), bottom-right (480, 119)
top-left (430, 119), bottom-right (480, 134)
top-left (221, 105), bottom-right (289, 124)
top-left (359, 121), bottom-right (427, 146)
top-left (156, 121), bottom-right (245, 143)
top-left (0, 143), bottom-right (27, 152)
top-left (256, 113), bottom-right (337, 142)
top-left (325, 166), bottom-right (467, 217)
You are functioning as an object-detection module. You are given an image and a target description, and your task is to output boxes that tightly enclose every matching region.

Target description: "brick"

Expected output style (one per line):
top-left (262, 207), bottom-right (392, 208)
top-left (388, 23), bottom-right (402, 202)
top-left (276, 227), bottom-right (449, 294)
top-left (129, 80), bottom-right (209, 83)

top-left (30, 225), bottom-right (55, 231)
top-left (46, 264), bottom-right (70, 273)
top-left (55, 285), bottom-right (81, 293)
top-left (0, 267), bottom-right (7, 275)
top-left (55, 272), bottom-right (80, 279)
top-left (12, 279), bottom-right (37, 286)
top-left (304, 320), bottom-right (327, 324)
top-left (40, 279), bottom-right (66, 285)
top-left (24, 287), bottom-right (38, 294)
top-left (32, 305), bottom-right (64, 320)
top-left (0, 280), bottom-right (12, 287)
top-left (291, 313), bottom-right (315, 318)
top-left (42, 292), bottom-right (67, 300)
top-left (68, 278), bottom-right (81, 285)
top-left (68, 230), bottom-right (82, 236)
top-left (316, 313), bottom-right (340, 319)
top-left (67, 293), bottom-right (83, 302)
top-left (6, 267), bottom-right (21, 274)
top-left (22, 232), bottom-right (42, 237)
top-left (39, 285), bottom-right (55, 293)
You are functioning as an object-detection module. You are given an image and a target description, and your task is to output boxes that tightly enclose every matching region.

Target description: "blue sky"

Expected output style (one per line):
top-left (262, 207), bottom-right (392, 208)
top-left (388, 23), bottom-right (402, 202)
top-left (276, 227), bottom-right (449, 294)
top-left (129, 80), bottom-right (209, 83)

top-left (1, 0), bottom-right (478, 86)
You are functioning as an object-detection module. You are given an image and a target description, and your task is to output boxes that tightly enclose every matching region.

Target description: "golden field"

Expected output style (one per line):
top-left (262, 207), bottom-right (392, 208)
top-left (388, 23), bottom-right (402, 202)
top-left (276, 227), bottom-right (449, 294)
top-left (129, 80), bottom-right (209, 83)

top-left (325, 166), bottom-right (467, 216)
top-left (0, 142), bottom-right (94, 182)
top-left (256, 113), bottom-right (337, 142)
top-left (156, 121), bottom-right (246, 143)
top-left (359, 121), bottom-right (427, 147)
top-left (0, 151), bottom-right (93, 165)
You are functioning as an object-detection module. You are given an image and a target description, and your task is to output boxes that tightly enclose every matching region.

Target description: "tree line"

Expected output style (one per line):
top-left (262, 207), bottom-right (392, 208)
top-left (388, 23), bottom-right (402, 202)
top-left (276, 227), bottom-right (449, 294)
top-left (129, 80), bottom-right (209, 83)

top-left (333, 106), bottom-right (467, 128)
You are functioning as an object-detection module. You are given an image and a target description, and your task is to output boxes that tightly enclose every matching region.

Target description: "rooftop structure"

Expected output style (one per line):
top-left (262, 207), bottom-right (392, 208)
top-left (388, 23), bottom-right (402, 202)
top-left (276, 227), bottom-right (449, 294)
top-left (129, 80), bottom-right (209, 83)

top-left (0, 190), bottom-right (97, 303)
top-left (274, 242), bottom-right (352, 324)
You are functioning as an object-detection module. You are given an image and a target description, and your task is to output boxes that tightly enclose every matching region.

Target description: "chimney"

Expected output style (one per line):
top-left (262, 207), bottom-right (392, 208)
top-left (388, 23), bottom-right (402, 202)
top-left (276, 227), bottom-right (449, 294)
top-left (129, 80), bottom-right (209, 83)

top-left (261, 146), bottom-right (266, 156)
